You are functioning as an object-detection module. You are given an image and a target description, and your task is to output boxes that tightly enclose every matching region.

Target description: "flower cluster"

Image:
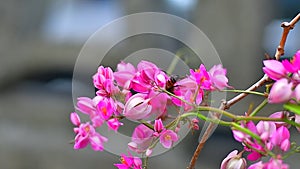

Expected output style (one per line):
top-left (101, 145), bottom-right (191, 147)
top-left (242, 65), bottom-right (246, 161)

top-left (263, 50), bottom-right (300, 104)
top-left (232, 115), bottom-right (291, 162)
top-left (69, 60), bottom-right (229, 168)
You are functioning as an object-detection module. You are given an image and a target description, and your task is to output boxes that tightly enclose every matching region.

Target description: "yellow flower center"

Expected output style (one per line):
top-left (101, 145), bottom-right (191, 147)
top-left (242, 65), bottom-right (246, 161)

top-left (165, 134), bottom-right (171, 141)
top-left (84, 126), bottom-right (90, 133)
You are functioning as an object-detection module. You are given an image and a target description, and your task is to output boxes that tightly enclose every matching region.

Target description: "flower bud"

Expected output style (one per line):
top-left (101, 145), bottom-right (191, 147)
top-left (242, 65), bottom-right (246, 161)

top-left (263, 60), bottom-right (287, 80)
top-left (70, 112), bottom-right (81, 126)
top-left (123, 94), bottom-right (152, 120)
top-left (221, 150), bottom-right (247, 169)
top-left (268, 78), bottom-right (293, 103)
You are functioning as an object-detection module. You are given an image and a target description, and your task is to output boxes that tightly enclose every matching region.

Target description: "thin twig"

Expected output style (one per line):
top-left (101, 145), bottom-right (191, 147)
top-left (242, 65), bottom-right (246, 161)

top-left (275, 13), bottom-right (300, 60)
top-left (187, 13), bottom-right (300, 169)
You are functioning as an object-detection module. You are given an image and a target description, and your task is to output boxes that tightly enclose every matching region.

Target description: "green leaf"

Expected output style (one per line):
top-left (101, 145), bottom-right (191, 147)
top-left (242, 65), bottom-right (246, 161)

top-left (284, 103), bottom-right (300, 115)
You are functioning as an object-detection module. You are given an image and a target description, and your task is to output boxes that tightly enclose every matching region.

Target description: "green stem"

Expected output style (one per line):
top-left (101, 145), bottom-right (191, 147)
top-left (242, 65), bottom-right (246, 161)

top-left (222, 89), bottom-right (266, 96)
top-left (235, 116), bottom-right (284, 122)
top-left (196, 106), bottom-right (236, 119)
top-left (284, 118), bottom-right (300, 128)
top-left (249, 99), bottom-right (268, 116)
top-left (139, 120), bottom-right (154, 130)
top-left (143, 157), bottom-right (149, 169)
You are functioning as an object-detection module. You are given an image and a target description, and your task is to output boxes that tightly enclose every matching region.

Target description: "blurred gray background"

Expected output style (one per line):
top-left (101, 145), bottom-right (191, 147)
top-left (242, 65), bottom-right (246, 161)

top-left (1, 0), bottom-right (300, 169)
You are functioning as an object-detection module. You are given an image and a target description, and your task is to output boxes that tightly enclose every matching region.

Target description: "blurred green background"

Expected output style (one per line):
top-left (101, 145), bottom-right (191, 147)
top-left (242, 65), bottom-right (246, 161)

top-left (0, 0), bottom-right (300, 168)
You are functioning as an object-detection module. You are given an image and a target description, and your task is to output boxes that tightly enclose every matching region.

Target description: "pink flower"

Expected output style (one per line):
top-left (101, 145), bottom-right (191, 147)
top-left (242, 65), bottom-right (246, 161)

top-left (107, 118), bottom-right (123, 131)
top-left (247, 143), bottom-right (264, 161)
top-left (220, 150), bottom-right (247, 169)
top-left (248, 161), bottom-right (264, 169)
top-left (70, 112), bottom-right (81, 126)
top-left (123, 94), bottom-right (152, 120)
top-left (282, 50), bottom-right (300, 73)
top-left (265, 157), bottom-right (289, 169)
top-left (137, 60), bottom-right (160, 83)
top-left (114, 61), bottom-right (136, 88)
top-left (263, 60), bottom-right (287, 80)
top-left (93, 66), bottom-right (114, 88)
top-left (148, 91), bottom-right (168, 119)
top-left (159, 129), bottom-right (178, 149)
top-left (268, 78), bottom-right (293, 103)
top-left (96, 98), bottom-right (115, 120)
top-left (209, 64), bottom-right (230, 90)
top-left (271, 126), bottom-right (290, 152)
top-left (93, 66), bottom-right (119, 97)
top-left (129, 124), bottom-right (154, 153)
top-left (114, 153), bottom-right (142, 169)
top-left (269, 111), bottom-right (290, 128)
top-left (256, 121), bottom-right (276, 141)
top-left (171, 77), bottom-right (197, 106)
top-left (232, 121), bottom-right (257, 142)
top-left (73, 122), bottom-right (108, 151)
top-left (190, 64), bottom-right (212, 89)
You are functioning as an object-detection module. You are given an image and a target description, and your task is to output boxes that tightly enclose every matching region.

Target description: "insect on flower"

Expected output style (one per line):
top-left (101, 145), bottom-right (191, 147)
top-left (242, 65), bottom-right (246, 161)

top-left (165, 75), bottom-right (180, 94)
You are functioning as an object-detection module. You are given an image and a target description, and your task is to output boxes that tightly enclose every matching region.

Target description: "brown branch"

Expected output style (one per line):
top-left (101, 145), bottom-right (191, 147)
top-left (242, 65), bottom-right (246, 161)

top-left (275, 13), bottom-right (300, 60)
top-left (187, 13), bottom-right (300, 169)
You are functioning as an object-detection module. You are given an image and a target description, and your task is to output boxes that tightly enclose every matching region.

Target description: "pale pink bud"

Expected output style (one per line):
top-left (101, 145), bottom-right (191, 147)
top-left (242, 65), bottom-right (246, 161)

top-left (76, 97), bottom-right (95, 115)
top-left (70, 112), bottom-right (81, 126)
top-left (294, 84), bottom-right (300, 101)
top-left (268, 78), bottom-right (293, 103)
top-left (220, 150), bottom-right (247, 169)
top-left (128, 142), bottom-right (138, 152)
top-left (146, 149), bottom-right (152, 157)
top-left (123, 94), bottom-right (152, 120)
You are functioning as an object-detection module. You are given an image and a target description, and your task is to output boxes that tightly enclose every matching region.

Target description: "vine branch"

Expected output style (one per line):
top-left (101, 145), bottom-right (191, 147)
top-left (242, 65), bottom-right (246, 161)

top-left (187, 13), bottom-right (300, 169)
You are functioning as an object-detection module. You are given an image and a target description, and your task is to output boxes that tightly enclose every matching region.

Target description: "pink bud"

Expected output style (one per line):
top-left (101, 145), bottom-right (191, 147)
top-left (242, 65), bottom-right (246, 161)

top-left (70, 112), bottom-right (81, 126)
top-left (263, 60), bottom-right (287, 80)
top-left (107, 118), bottom-right (123, 131)
top-left (154, 118), bottom-right (164, 133)
top-left (268, 78), bottom-right (293, 103)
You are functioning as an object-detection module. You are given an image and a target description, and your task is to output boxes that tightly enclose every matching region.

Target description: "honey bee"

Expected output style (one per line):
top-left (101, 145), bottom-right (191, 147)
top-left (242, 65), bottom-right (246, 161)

top-left (165, 75), bottom-right (180, 93)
